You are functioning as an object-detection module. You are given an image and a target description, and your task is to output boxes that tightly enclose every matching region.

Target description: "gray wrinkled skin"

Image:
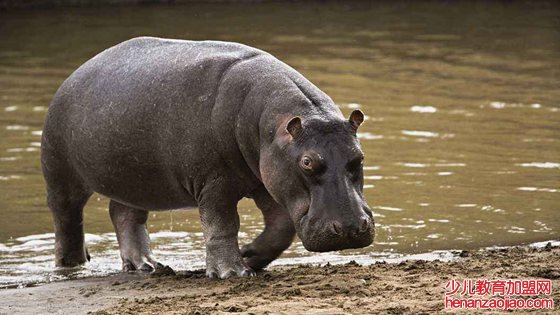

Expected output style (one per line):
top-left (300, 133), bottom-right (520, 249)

top-left (41, 37), bottom-right (374, 279)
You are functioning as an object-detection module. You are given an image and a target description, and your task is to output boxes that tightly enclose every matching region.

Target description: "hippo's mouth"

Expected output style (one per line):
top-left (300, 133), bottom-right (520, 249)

top-left (295, 203), bottom-right (375, 253)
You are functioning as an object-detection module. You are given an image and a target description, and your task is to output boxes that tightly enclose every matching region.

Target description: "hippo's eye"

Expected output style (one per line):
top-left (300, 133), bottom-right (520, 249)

top-left (300, 153), bottom-right (325, 175)
top-left (301, 156), bottom-right (313, 171)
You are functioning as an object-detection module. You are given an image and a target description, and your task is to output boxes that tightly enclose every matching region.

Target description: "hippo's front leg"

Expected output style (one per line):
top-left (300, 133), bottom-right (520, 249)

top-left (241, 187), bottom-right (295, 270)
top-left (199, 192), bottom-right (256, 279)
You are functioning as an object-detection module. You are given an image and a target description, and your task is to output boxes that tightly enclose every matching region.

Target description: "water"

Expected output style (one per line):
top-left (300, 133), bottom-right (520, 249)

top-left (0, 1), bottom-right (559, 287)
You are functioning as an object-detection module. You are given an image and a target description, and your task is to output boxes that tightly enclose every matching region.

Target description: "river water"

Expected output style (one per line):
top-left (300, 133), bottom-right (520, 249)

top-left (0, 1), bottom-right (558, 287)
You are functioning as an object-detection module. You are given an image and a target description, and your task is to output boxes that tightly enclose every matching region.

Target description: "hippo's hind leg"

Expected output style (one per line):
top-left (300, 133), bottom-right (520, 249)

top-left (44, 167), bottom-right (92, 267)
top-left (109, 200), bottom-right (167, 272)
top-left (241, 187), bottom-right (296, 271)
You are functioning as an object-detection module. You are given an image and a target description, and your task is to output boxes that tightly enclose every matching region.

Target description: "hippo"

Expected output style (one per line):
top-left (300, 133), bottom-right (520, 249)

top-left (41, 37), bottom-right (374, 279)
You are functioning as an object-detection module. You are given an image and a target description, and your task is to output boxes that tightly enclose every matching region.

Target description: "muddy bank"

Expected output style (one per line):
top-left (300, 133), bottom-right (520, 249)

top-left (1, 244), bottom-right (558, 315)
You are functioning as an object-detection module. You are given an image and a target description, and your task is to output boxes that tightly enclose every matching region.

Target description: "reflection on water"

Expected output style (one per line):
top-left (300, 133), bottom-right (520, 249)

top-left (0, 1), bottom-right (559, 286)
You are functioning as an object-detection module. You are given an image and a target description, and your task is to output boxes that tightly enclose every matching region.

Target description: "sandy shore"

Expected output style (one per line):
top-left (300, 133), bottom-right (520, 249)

top-left (1, 244), bottom-right (558, 315)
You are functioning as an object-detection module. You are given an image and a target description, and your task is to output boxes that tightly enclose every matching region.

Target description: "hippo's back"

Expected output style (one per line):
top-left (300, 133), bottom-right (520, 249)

top-left (56, 36), bottom-right (267, 112)
top-left (46, 36), bottom-right (269, 141)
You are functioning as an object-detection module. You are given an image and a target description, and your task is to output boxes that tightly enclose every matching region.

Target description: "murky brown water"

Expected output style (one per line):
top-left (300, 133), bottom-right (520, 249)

top-left (0, 1), bottom-right (559, 286)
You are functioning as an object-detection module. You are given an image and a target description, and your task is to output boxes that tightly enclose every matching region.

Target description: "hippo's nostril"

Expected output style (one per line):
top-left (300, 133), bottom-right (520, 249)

top-left (331, 222), bottom-right (343, 236)
top-left (359, 218), bottom-right (369, 234)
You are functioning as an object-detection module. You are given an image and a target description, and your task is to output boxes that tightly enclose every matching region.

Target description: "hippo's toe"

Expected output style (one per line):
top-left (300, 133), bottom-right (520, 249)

top-left (205, 260), bottom-right (256, 279)
top-left (121, 257), bottom-right (172, 275)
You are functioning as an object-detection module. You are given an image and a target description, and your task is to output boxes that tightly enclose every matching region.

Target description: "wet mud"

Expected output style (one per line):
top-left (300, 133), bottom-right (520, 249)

top-left (0, 244), bottom-right (558, 314)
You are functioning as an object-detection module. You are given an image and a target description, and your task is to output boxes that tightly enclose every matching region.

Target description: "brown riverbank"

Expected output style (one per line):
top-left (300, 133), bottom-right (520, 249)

top-left (0, 244), bottom-right (558, 315)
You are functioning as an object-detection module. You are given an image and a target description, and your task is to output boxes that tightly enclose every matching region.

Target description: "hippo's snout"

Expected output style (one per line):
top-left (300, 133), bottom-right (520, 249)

top-left (300, 212), bottom-right (375, 253)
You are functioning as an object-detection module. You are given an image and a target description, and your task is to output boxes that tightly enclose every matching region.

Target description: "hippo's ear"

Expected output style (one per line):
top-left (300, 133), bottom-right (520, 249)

top-left (348, 110), bottom-right (364, 133)
top-left (286, 116), bottom-right (303, 139)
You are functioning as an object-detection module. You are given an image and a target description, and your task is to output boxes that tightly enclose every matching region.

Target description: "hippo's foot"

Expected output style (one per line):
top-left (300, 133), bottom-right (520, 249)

top-left (241, 242), bottom-right (276, 271)
top-left (55, 246), bottom-right (91, 268)
top-left (241, 226), bottom-right (295, 271)
top-left (121, 254), bottom-right (169, 273)
top-left (205, 252), bottom-right (256, 279)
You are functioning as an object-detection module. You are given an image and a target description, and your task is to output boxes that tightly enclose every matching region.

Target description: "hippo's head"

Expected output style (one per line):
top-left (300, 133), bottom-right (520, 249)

top-left (260, 110), bottom-right (374, 252)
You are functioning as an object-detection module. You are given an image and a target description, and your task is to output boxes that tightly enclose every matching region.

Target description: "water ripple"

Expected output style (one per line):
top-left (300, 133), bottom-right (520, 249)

top-left (517, 187), bottom-right (558, 193)
top-left (410, 105), bottom-right (437, 113)
top-left (517, 162), bottom-right (559, 169)
top-left (401, 130), bottom-right (439, 138)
